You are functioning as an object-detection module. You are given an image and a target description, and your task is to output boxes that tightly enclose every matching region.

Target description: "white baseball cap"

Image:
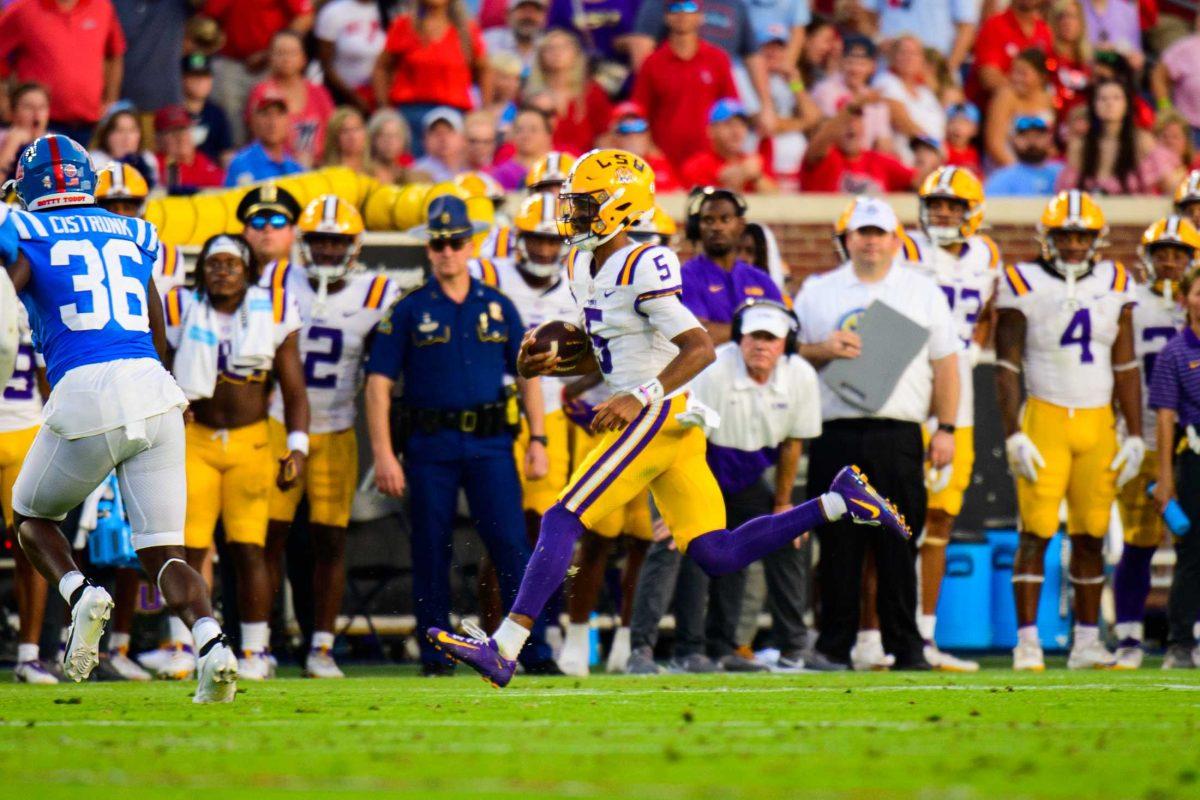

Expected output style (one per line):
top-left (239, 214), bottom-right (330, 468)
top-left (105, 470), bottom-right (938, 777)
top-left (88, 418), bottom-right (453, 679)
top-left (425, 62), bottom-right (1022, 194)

top-left (740, 303), bottom-right (794, 339)
top-left (846, 197), bottom-right (898, 233)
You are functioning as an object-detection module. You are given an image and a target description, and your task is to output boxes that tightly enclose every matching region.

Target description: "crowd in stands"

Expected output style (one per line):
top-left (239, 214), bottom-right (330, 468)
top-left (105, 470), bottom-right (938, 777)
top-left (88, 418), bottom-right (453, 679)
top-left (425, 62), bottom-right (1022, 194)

top-left (2, 0), bottom-right (1200, 202)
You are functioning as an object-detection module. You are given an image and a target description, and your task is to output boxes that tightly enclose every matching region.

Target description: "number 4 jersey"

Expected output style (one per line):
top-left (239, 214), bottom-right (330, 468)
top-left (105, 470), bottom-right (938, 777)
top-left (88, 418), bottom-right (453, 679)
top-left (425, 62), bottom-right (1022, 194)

top-left (996, 259), bottom-right (1137, 409)
top-left (565, 243), bottom-right (702, 398)
top-left (262, 261), bottom-right (400, 434)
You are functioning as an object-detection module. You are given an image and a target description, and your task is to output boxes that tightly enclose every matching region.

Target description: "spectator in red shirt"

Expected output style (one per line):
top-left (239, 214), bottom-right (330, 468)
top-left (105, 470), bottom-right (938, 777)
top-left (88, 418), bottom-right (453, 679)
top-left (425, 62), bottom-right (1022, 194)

top-left (800, 100), bottom-right (917, 193)
top-left (0, 0), bottom-right (126, 143)
top-left (155, 104), bottom-right (224, 194)
top-left (969, 0), bottom-right (1053, 103)
top-left (608, 101), bottom-right (681, 192)
top-left (631, 0), bottom-right (739, 174)
top-left (525, 29), bottom-right (612, 156)
top-left (943, 102), bottom-right (982, 173)
top-left (681, 98), bottom-right (777, 193)
top-left (1047, 0), bottom-right (1092, 127)
top-left (372, 0), bottom-right (492, 158)
top-left (203, 0), bottom-right (314, 146)
top-left (247, 30), bottom-right (337, 168)
top-left (0, 82), bottom-right (51, 182)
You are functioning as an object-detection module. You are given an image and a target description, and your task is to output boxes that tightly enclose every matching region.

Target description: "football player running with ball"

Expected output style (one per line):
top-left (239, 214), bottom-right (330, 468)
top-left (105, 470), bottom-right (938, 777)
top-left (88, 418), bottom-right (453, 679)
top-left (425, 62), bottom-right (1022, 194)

top-left (900, 166), bottom-right (1001, 672)
top-left (428, 148), bottom-right (912, 688)
top-left (995, 190), bottom-right (1144, 671)
top-left (1, 135), bottom-right (238, 702)
top-left (1110, 216), bottom-right (1198, 668)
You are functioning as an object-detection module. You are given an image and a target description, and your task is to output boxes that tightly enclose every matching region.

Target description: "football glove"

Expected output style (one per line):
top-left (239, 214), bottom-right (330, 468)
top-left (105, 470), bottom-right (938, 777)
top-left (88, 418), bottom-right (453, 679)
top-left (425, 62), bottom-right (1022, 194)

top-left (926, 464), bottom-right (952, 494)
top-left (674, 398), bottom-right (721, 437)
top-left (1187, 425), bottom-right (1200, 455)
top-left (1005, 432), bottom-right (1045, 482)
top-left (1110, 435), bottom-right (1146, 489)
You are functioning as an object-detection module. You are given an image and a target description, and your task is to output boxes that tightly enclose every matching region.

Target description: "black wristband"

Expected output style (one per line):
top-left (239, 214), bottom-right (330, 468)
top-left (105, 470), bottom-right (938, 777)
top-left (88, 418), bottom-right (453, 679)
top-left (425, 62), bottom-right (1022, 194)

top-left (937, 423), bottom-right (956, 434)
top-left (529, 435), bottom-right (549, 446)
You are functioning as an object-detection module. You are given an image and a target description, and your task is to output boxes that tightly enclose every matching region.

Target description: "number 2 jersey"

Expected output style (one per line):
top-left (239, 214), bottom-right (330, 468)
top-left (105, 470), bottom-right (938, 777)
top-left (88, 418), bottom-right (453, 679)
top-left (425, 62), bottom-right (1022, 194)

top-left (996, 259), bottom-right (1137, 409)
top-left (1130, 280), bottom-right (1186, 450)
top-left (261, 261), bottom-right (399, 434)
top-left (7, 206), bottom-right (185, 438)
top-left (470, 257), bottom-right (578, 414)
top-left (902, 230), bottom-right (1000, 428)
top-left (565, 243), bottom-right (702, 398)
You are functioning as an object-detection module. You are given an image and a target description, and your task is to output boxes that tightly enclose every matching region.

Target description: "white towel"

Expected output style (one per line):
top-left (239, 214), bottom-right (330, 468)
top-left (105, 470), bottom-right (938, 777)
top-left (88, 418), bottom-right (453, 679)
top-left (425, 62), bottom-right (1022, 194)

top-left (173, 286), bottom-right (278, 400)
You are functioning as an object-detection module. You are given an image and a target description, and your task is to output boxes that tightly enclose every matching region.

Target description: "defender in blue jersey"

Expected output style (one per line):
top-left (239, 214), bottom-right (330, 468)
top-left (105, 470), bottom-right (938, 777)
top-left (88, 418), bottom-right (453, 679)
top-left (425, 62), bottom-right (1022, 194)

top-left (2, 135), bottom-right (238, 703)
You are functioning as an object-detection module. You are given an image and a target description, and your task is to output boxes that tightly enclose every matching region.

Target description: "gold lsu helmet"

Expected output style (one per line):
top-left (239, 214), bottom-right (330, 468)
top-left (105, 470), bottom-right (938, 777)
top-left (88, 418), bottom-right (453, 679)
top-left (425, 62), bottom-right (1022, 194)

top-left (1036, 190), bottom-right (1108, 277)
top-left (1138, 214), bottom-right (1200, 286)
top-left (629, 204), bottom-right (677, 246)
top-left (1174, 170), bottom-right (1200, 215)
top-left (526, 151), bottom-right (577, 192)
top-left (297, 194), bottom-right (365, 282)
top-left (557, 148), bottom-right (655, 252)
top-left (514, 192), bottom-right (566, 276)
top-left (454, 170), bottom-right (505, 205)
top-left (918, 166), bottom-right (984, 244)
top-left (95, 163), bottom-right (150, 215)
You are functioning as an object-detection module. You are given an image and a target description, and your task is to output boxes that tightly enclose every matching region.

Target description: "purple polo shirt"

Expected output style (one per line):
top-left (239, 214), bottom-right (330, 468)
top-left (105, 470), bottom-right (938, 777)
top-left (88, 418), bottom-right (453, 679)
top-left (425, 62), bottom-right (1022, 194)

top-left (1149, 326), bottom-right (1200, 426)
top-left (680, 255), bottom-right (783, 322)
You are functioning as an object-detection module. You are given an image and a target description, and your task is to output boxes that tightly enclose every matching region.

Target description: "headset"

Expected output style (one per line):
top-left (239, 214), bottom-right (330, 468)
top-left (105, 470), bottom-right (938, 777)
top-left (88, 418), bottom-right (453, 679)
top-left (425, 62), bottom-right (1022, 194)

top-left (685, 185), bottom-right (750, 242)
top-left (730, 298), bottom-right (799, 356)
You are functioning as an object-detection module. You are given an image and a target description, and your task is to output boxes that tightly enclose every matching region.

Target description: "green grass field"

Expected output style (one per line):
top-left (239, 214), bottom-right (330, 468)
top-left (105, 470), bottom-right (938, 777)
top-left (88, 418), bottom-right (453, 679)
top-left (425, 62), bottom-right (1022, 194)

top-left (2, 663), bottom-right (1200, 799)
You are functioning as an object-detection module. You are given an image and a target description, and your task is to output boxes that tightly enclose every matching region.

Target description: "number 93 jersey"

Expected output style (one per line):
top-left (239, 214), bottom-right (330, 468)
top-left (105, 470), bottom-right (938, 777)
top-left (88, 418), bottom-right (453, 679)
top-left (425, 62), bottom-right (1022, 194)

top-left (9, 206), bottom-right (160, 386)
top-left (565, 243), bottom-right (702, 398)
top-left (996, 259), bottom-right (1136, 409)
top-left (1, 305), bottom-right (44, 432)
top-left (262, 262), bottom-right (400, 434)
top-left (1130, 281), bottom-right (1187, 449)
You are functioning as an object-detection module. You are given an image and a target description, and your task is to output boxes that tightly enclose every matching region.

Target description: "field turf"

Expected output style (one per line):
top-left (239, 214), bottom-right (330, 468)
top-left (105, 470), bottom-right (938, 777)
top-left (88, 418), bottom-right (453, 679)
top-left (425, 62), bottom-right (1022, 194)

top-left (2, 662), bottom-right (1199, 799)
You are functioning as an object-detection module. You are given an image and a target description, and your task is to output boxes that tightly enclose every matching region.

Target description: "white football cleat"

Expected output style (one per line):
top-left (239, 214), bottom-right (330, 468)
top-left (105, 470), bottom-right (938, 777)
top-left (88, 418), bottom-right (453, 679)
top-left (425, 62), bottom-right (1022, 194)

top-left (107, 649), bottom-right (152, 681)
top-left (1067, 640), bottom-right (1116, 670)
top-left (606, 627), bottom-right (632, 673)
top-left (142, 643), bottom-right (196, 680)
top-left (1113, 644), bottom-right (1144, 670)
top-left (238, 650), bottom-right (271, 681)
top-left (194, 636), bottom-right (238, 704)
top-left (13, 660), bottom-right (59, 684)
top-left (265, 650), bottom-right (278, 679)
top-left (851, 638), bottom-right (894, 671)
top-left (556, 647), bottom-right (590, 677)
top-left (304, 647), bottom-right (345, 679)
top-left (1012, 640), bottom-right (1045, 671)
top-left (62, 584), bottom-right (114, 682)
top-left (924, 644), bottom-right (980, 673)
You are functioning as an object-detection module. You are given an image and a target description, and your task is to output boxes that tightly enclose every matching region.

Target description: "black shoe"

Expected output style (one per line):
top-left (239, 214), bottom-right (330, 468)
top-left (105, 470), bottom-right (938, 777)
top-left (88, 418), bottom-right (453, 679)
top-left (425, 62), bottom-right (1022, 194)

top-left (522, 659), bottom-right (565, 676)
top-left (421, 661), bottom-right (456, 677)
top-left (802, 650), bottom-right (849, 672)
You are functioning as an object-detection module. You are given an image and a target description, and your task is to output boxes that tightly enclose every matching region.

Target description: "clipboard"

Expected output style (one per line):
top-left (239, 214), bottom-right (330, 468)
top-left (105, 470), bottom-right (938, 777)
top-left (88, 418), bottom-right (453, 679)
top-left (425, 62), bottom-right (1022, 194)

top-left (820, 300), bottom-right (929, 414)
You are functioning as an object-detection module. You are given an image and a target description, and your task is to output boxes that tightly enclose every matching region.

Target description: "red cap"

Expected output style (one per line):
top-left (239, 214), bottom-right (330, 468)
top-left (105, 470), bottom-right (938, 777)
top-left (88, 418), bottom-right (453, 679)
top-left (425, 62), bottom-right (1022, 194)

top-left (154, 104), bottom-right (192, 133)
top-left (252, 90), bottom-right (288, 114)
top-left (609, 101), bottom-right (646, 127)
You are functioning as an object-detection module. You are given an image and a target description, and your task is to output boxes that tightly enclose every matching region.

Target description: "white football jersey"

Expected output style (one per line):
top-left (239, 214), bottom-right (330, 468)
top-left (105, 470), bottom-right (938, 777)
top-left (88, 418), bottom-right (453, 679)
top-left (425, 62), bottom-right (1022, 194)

top-left (566, 243), bottom-right (702, 397)
top-left (996, 259), bottom-right (1137, 409)
top-left (263, 263), bottom-right (400, 434)
top-left (475, 225), bottom-right (516, 260)
top-left (902, 230), bottom-right (1001, 427)
top-left (470, 256), bottom-right (578, 414)
top-left (1131, 281), bottom-right (1186, 449)
top-left (0, 305), bottom-right (44, 432)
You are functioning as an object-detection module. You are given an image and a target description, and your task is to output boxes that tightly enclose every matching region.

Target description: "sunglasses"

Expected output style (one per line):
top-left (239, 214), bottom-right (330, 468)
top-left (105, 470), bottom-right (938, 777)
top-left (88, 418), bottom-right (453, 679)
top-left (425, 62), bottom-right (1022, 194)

top-left (247, 213), bottom-right (290, 230)
top-left (1013, 117), bottom-right (1049, 134)
top-left (615, 119), bottom-right (649, 135)
top-left (429, 238), bottom-right (469, 252)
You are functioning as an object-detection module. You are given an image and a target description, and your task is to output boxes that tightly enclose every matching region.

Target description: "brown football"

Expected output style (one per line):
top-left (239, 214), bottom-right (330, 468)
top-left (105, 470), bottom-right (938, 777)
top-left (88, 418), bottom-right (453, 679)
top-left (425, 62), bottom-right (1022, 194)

top-left (527, 320), bottom-right (591, 371)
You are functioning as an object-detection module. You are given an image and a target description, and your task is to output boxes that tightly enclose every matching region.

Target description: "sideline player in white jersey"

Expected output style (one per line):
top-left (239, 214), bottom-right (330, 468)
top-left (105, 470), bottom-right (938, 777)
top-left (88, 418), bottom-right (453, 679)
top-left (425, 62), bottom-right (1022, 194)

top-left (260, 195), bottom-right (399, 679)
top-left (899, 166), bottom-right (1000, 672)
top-left (95, 163), bottom-right (188, 291)
top-left (2, 134), bottom-right (238, 702)
top-left (2, 305), bottom-right (55, 683)
top-left (995, 190), bottom-right (1144, 672)
top-left (429, 148), bottom-right (912, 689)
top-left (475, 152), bottom-right (576, 260)
top-left (1111, 216), bottom-right (1197, 668)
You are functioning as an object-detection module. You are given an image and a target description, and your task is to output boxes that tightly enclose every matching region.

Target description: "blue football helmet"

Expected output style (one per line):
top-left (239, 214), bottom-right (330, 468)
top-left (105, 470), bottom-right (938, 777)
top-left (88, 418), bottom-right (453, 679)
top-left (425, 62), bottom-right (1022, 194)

top-left (14, 134), bottom-right (97, 212)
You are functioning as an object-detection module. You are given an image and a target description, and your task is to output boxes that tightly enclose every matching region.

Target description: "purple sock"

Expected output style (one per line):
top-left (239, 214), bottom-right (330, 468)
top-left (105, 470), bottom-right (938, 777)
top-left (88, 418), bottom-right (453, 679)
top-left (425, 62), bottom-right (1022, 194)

top-left (686, 497), bottom-right (828, 577)
top-left (1114, 544), bottom-right (1156, 624)
top-left (511, 504), bottom-right (585, 618)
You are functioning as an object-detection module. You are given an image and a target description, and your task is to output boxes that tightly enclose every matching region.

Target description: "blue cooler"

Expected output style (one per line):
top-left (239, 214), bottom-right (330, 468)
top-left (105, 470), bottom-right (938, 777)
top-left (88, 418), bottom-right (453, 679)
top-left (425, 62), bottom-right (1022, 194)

top-left (988, 529), bottom-right (1072, 651)
top-left (933, 535), bottom-right (993, 649)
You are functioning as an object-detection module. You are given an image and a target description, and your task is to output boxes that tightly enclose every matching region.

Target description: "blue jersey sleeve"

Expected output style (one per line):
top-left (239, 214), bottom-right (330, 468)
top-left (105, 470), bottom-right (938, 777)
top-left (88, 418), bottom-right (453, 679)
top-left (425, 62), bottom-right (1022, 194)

top-left (365, 295), bottom-right (409, 380)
